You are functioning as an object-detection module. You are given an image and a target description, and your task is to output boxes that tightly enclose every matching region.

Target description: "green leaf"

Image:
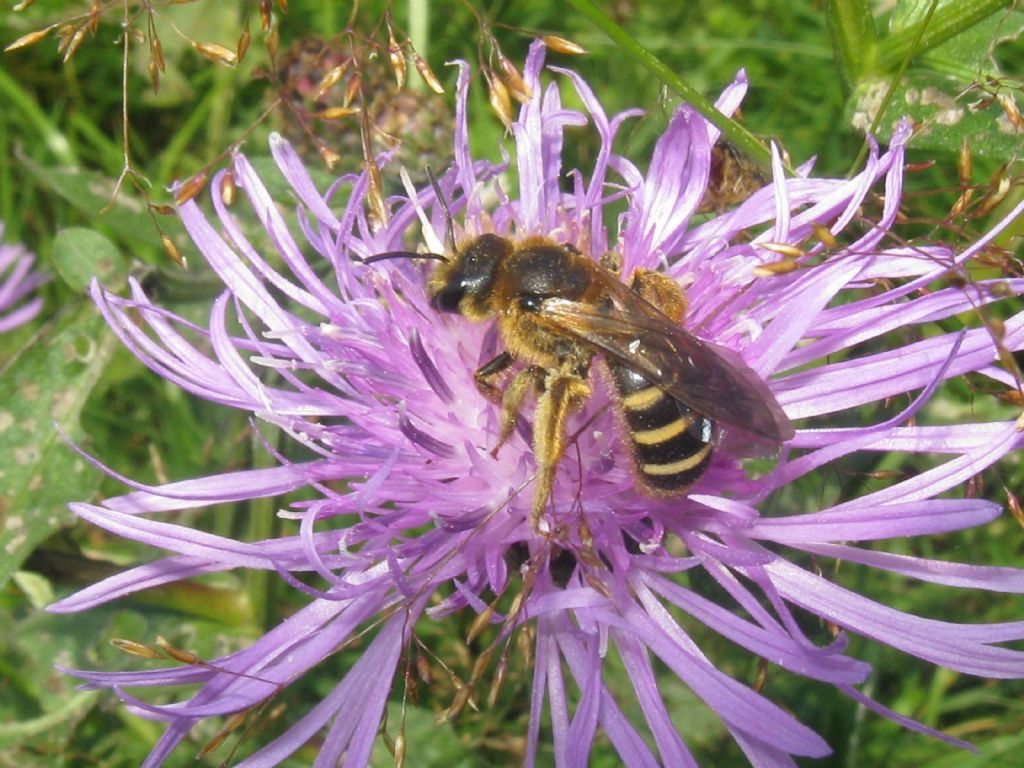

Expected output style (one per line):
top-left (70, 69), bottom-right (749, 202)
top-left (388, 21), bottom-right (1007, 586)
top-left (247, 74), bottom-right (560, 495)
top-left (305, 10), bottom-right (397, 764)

top-left (0, 598), bottom-right (261, 763)
top-left (882, 0), bottom-right (1017, 68)
top-left (52, 228), bottom-right (127, 293)
top-left (891, 0), bottom-right (947, 31)
top-left (846, 3), bottom-right (1024, 155)
top-left (16, 152), bottom-right (186, 260)
top-left (916, 1), bottom-right (1024, 72)
top-left (11, 570), bottom-right (54, 609)
top-left (847, 71), bottom-right (1023, 156)
top-left (0, 598), bottom-right (106, 752)
top-left (0, 65), bottom-right (77, 167)
top-left (0, 303), bottom-right (116, 588)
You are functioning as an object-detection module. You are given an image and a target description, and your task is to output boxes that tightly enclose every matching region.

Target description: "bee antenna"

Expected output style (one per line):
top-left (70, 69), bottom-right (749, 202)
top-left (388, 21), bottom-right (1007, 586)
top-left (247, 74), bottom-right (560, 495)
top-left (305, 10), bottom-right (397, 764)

top-left (426, 166), bottom-right (457, 254)
top-left (362, 251), bottom-right (448, 265)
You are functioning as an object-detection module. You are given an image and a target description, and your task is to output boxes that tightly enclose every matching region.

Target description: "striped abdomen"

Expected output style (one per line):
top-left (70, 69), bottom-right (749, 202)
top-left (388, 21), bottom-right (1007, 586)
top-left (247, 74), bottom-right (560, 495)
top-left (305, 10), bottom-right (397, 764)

top-left (608, 363), bottom-right (715, 495)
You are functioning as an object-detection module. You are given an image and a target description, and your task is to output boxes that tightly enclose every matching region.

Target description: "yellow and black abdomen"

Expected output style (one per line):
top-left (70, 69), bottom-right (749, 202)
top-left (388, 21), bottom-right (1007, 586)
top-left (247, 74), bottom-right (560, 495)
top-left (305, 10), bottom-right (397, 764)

top-left (608, 363), bottom-right (715, 495)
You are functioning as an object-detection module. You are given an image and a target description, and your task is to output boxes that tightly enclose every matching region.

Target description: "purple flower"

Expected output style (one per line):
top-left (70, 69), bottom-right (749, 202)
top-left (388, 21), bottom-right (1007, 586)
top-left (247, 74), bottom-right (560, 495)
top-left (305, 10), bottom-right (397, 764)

top-left (51, 40), bottom-right (1024, 767)
top-left (0, 225), bottom-right (47, 334)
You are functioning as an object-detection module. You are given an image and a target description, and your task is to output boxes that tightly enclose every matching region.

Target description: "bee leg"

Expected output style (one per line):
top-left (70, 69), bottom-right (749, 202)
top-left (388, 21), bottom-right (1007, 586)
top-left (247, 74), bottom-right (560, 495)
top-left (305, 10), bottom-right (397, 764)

top-left (530, 370), bottom-right (590, 531)
top-left (490, 365), bottom-right (545, 457)
top-left (474, 351), bottom-right (515, 403)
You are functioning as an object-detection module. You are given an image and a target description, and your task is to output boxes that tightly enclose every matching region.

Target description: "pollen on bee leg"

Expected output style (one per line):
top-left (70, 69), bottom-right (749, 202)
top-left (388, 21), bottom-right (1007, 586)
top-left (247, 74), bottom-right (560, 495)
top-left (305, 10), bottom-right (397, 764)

top-left (529, 369), bottom-right (590, 530)
top-left (629, 268), bottom-right (687, 322)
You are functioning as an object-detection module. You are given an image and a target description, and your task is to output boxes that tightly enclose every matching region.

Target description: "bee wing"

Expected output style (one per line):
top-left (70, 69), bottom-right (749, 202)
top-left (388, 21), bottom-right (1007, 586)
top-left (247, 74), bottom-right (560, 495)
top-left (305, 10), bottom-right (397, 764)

top-left (539, 287), bottom-right (794, 444)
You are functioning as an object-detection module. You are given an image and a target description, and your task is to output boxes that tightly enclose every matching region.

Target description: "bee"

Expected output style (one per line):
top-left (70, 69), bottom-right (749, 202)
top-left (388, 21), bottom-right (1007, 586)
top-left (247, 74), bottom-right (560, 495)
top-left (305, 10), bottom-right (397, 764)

top-left (698, 141), bottom-right (770, 213)
top-left (372, 228), bottom-right (794, 531)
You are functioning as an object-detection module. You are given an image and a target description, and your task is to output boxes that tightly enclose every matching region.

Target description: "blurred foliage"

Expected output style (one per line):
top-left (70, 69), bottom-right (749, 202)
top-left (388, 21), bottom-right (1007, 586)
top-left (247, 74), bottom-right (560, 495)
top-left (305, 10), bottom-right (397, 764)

top-left (0, 0), bottom-right (1022, 766)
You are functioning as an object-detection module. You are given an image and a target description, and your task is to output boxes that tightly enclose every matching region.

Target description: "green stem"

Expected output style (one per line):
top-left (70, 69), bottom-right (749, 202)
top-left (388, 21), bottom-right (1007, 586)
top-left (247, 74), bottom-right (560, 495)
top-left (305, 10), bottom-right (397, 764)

top-left (410, 0), bottom-right (429, 60)
top-left (565, 0), bottom-right (774, 171)
top-left (244, 425), bottom-right (280, 630)
top-left (826, 0), bottom-right (878, 87)
top-left (0, 108), bottom-right (11, 224)
top-left (134, 578), bottom-right (254, 626)
top-left (408, 0), bottom-right (429, 92)
top-left (877, 0), bottom-right (1014, 71)
top-left (0, 690), bottom-right (98, 739)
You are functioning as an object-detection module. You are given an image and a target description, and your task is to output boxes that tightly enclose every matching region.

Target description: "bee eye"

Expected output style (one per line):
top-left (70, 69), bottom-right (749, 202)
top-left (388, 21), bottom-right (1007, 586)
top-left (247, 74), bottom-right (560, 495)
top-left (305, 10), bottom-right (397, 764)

top-left (518, 294), bottom-right (543, 312)
top-left (430, 238), bottom-right (504, 314)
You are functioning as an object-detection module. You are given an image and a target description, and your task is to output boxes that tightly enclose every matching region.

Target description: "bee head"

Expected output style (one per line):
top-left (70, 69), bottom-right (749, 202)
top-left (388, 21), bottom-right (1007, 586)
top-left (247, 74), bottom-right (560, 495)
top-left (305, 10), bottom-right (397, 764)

top-left (428, 234), bottom-right (513, 318)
